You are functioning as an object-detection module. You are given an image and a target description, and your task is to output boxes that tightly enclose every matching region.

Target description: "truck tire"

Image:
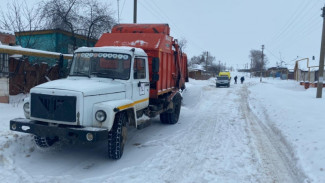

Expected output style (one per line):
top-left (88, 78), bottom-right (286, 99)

top-left (34, 136), bottom-right (57, 148)
top-left (108, 112), bottom-right (128, 160)
top-left (160, 93), bottom-right (182, 124)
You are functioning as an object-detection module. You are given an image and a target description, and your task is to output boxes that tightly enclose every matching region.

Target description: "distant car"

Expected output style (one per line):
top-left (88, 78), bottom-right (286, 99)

top-left (216, 76), bottom-right (230, 88)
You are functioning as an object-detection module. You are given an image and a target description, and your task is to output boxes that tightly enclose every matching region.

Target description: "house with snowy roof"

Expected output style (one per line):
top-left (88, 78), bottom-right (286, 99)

top-left (266, 66), bottom-right (289, 79)
top-left (294, 58), bottom-right (325, 83)
top-left (188, 64), bottom-right (210, 80)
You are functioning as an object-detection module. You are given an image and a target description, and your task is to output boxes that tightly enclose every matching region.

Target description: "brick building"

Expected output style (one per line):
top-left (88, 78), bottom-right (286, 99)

top-left (0, 29), bottom-right (15, 103)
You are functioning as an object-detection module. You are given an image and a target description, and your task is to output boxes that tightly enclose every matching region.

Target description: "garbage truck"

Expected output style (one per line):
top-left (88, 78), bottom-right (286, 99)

top-left (10, 24), bottom-right (188, 159)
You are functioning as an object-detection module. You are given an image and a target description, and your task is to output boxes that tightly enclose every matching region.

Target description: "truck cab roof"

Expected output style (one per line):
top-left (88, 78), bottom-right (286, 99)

top-left (75, 46), bottom-right (147, 57)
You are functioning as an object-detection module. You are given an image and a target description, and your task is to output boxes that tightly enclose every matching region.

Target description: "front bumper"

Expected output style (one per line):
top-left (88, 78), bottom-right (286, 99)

top-left (10, 118), bottom-right (108, 142)
top-left (216, 82), bottom-right (229, 86)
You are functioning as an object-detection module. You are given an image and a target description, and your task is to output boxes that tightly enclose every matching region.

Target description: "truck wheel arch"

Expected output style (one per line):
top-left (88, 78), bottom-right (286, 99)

top-left (92, 100), bottom-right (136, 131)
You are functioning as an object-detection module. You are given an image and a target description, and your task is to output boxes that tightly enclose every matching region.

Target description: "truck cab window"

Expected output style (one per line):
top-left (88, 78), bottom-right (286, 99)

top-left (70, 52), bottom-right (131, 80)
top-left (134, 58), bottom-right (146, 79)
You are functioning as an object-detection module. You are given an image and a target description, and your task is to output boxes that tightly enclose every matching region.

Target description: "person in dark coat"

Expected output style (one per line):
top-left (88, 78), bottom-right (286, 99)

top-left (240, 76), bottom-right (245, 84)
top-left (234, 76), bottom-right (238, 84)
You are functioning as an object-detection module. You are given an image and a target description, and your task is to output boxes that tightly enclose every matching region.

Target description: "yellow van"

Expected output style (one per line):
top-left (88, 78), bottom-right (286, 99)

top-left (216, 71), bottom-right (231, 88)
top-left (218, 71), bottom-right (231, 79)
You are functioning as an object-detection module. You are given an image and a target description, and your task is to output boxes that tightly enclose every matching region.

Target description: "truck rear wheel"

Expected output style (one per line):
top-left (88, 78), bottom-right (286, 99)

top-left (160, 93), bottom-right (182, 124)
top-left (34, 136), bottom-right (58, 148)
top-left (108, 112), bottom-right (128, 160)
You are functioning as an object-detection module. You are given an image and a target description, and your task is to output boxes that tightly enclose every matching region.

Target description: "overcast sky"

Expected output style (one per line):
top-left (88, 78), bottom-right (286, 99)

top-left (1, 0), bottom-right (325, 69)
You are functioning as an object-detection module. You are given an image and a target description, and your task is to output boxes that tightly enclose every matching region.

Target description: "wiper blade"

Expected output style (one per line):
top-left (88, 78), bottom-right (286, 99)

top-left (70, 72), bottom-right (90, 78)
top-left (91, 72), bottom-right (118, 80)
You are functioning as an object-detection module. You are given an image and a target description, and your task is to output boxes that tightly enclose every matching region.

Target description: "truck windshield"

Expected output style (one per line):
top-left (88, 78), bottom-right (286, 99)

top-left (70, 52), bottom-right (131, 80)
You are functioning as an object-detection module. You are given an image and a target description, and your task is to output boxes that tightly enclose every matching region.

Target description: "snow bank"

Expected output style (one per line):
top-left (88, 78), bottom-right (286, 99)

top-left (247, 77), bottom-right (325, 182)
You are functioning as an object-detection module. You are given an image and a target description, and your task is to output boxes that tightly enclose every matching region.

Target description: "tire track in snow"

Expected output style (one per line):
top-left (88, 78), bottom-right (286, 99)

top-left (102, 83), bottom-right (262, 183)
top-left (240, 83), bottom-right (309, 183)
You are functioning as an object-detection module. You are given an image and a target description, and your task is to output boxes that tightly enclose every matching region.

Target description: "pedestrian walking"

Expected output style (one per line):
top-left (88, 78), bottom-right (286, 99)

top-left (234, 76), bottom-right (237, 84)
top-left (240, 76), bottom-right (245, 84)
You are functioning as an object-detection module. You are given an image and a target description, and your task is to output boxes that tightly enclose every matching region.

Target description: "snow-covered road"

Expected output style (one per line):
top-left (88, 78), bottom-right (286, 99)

top-left (0, 78), bottom-right (316, 182)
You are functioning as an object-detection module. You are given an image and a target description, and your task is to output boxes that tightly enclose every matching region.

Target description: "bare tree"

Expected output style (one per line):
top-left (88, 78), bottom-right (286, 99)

top-left (189, 55), bottom-right (205, 66)
top-left (178, 37), bottom-right (188, 52)
top-left (40, 0), bottom-right (81, 49)
top-left (249, 49), bottom-right (268, 72)
top-left (80, 0), bottom-right (116, 46)
top-left (0, 0), bottom-right (44, 48)
top-left (40, 0), bottom-right (116, 48)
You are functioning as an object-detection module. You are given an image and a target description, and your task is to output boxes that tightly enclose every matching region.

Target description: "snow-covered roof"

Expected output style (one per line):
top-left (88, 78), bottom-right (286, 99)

top-left (188, 64), bottom-right (205, 72)
top-left (285, 63), bottom-right (295, 71)
top-left (0, 29), bottom-right (14, 35)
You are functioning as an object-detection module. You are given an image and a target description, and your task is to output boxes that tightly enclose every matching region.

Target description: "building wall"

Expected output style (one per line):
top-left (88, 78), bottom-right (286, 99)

top-left (17, 33), bottom-right (54, 51)
top-left (0, 78), bottom-right (9, 103)
top-left (16, 30), bottom-right (97, 67)
top-left (0, 31), bottom-right (14, 102)
top-left (16, 30), bottom-right (97, 54)
top-left (0, 32), bottom-right (15, 45)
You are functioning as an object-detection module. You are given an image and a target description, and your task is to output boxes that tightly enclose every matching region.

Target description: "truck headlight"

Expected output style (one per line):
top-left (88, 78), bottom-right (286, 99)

top-left (95, 110), bottom-right (106, 122)
top-left (23, 102), bottom-right (30, 114)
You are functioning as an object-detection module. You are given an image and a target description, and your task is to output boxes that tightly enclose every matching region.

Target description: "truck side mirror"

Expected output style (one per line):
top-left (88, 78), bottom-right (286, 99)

top-left (152, 57), bottom-right (160, 73)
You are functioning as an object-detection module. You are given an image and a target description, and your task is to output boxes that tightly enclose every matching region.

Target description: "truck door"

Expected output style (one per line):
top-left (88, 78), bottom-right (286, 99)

top-left (132, 57), bottom-right (149, 110)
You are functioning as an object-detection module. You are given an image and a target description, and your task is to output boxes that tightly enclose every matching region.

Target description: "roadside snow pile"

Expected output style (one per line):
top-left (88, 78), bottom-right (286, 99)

top-left (247, 78), bottom-right (325, 183)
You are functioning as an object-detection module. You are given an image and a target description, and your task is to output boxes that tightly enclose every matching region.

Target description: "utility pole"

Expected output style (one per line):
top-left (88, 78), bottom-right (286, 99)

top-left (260, 45), bottom-right (264, 82)
top-left (133, 0), bottom-right (137, 23)
top-left (117, 0), bottom-right (120, 23)
top-left (317, 6), bottom-right (325, 98)
top-left (219, 60), bottom-right (221, 73)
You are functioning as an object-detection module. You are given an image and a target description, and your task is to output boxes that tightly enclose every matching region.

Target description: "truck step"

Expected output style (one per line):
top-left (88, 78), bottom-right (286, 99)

top-left (137, 120), bottom-right (152, 130)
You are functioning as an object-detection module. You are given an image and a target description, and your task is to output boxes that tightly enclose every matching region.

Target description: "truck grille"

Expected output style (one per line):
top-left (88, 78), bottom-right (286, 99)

top-left (31, 93), bottom-right (77, 122)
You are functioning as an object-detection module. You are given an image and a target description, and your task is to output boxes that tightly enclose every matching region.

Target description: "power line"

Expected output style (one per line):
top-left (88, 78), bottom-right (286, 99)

top-left (265, 48), bottom-right (282, 62)
top-left (138, 0), bottom-right (206, 53)
top-left (267, 1), bottom-right (323, 55)
top-left (120, 0), bottom-right (126, 18)
top-left (267, 0), bottom-right (310, 46)
top-left (267, 0), bottom-right (320, 49)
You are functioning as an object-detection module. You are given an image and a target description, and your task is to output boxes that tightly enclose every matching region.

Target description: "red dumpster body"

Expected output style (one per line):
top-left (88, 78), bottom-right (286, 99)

top-left (96, 24), bottom-right (188, 99)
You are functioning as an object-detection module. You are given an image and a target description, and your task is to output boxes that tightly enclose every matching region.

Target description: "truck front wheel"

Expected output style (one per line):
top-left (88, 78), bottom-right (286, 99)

top-left (34, 136), bottom-right (58, 148)
top-left (160, 93), bottom-right (182, 124)
top-left (108, 112), bottom-right (128, 160)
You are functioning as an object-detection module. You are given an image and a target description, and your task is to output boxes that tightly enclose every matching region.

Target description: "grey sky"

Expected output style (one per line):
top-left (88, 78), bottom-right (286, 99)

top-left (1, 0), bottom-right (324, 69)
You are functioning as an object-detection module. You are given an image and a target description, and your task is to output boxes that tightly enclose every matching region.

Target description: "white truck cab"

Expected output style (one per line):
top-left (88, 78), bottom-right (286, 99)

top-left (11, 46), bottom-right (155, 159)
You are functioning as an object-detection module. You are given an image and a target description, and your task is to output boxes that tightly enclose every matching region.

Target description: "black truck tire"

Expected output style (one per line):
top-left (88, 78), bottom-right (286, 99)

top-left (160, 93), bottom-right (182, 124)
top-left (34, 136), bottom-right (57, 148)
top-left (108, 112), bottom-right (128, 160)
